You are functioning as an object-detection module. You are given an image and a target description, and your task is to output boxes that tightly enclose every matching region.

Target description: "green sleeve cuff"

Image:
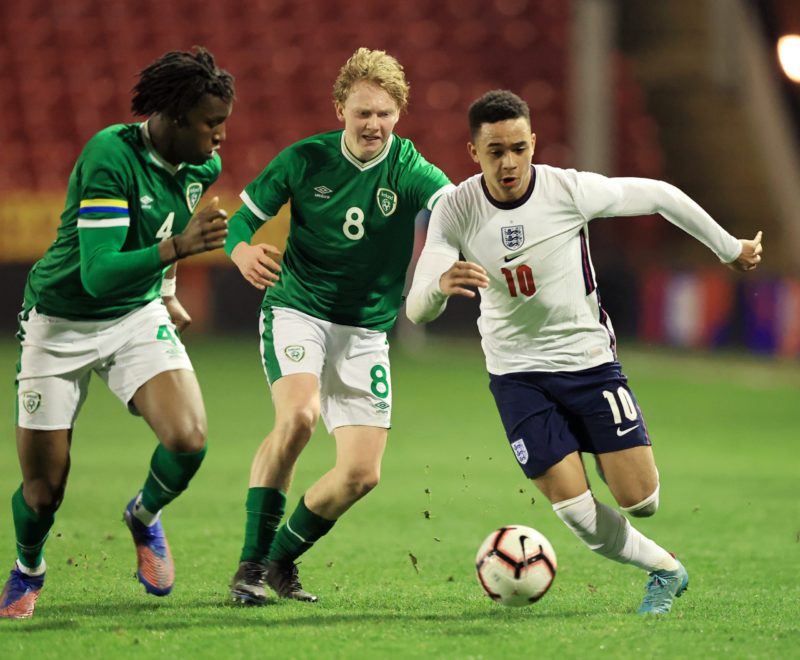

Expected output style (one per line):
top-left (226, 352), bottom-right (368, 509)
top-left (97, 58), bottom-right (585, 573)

top-left (224, 205), bottom-right (263, 257)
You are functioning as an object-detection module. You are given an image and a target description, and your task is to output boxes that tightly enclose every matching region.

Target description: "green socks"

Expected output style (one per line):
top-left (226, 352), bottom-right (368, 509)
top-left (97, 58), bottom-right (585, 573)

top-left (240, 487), bottom-right (286, 564)
top-left (140, 444), bottom-right (207, 515)
top-left (12, 485), bottom-right (52, 571)
top-left (268, 496), bottom-right (335, 564)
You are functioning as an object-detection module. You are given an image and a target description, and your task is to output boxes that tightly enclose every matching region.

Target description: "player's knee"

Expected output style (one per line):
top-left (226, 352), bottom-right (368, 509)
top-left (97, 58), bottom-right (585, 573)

top-left (342, 467), bottom-right (380, 500)
top-left (25, 480), bottom-right (64, 514)
top-left (620, 485), bottom-right (660, 518)
top-left (277, 408), bottom-right (318, 447)
top-left (166, 419), bottom-right (207, 453)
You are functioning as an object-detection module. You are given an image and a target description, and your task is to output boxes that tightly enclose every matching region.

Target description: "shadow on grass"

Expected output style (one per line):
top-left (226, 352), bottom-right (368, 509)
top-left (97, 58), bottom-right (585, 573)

top-left (1, 599), bottom-right (610, 634)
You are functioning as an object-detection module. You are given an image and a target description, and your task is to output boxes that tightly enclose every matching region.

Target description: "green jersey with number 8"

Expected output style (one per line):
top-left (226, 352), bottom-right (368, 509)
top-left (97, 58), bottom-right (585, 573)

top-left (23, 123), bottom-right (221, 320)
top-left (227, 130), bottom-right (451, 331)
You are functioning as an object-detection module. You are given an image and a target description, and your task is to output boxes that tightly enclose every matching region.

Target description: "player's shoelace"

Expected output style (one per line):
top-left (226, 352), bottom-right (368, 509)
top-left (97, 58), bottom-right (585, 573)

top-left (237, 562), bottom-right (267, 587)
top-left (639, 571), bottom-right (683, 613)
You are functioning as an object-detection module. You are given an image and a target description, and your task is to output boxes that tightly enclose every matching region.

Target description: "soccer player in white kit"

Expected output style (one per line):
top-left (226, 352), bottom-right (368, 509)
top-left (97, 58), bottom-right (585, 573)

top-left (406, 90), bottom-right (763, 614)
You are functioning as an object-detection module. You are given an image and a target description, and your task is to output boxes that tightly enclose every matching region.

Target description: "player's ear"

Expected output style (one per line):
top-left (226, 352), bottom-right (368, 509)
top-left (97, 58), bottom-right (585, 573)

top-left (467, 142), bottom-right (479, 163)
top-left (531, 132), bottom-right (536, 154)
top-left (334, 102), bottom-right (345, 123)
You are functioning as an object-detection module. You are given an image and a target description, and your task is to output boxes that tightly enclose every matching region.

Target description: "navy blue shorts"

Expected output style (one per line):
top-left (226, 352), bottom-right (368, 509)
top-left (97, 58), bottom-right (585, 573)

top-left (489, 361), bottom-right (651, 478)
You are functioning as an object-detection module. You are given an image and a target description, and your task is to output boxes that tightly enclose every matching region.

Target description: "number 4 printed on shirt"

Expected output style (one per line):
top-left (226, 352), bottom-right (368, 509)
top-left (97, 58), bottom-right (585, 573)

top-left (155, 212), bottom-right (175, 241)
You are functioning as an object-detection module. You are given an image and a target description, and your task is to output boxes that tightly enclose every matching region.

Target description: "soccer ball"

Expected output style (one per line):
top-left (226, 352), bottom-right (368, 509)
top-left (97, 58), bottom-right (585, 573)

top-left (475, 525), bottom-right (557, 607)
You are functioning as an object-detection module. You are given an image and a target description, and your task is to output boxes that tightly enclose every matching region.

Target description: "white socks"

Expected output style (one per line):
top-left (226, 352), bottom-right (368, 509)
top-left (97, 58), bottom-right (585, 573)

top-left (553, 489), bottom-right (677, 572)
top-left (132, 492), bottom-right (161, 527)
top-left (16, 558), bottom-right (46, 576)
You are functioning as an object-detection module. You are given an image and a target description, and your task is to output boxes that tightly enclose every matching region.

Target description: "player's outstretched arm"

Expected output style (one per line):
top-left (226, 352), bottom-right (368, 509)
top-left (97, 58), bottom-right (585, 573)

top-left (727, 231), bottom-right (763, 272)
top-left (162, 196), bottom-right (229, 261)
top-left (439, 261), bottom-right (489, 298)
top-left (230, 242), bottom-right (282, 290)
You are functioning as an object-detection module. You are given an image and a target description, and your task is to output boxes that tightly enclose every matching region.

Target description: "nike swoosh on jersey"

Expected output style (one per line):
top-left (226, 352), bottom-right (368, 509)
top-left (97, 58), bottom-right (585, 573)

top-left (616, 424), bottom-right (640, 437)
top-left (504, 253), bottom-right (523, 262)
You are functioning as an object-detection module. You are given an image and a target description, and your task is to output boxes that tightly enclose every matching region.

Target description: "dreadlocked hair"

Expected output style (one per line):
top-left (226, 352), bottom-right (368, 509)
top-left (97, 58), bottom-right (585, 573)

top-left (131, 46), bottom-right (235, 120)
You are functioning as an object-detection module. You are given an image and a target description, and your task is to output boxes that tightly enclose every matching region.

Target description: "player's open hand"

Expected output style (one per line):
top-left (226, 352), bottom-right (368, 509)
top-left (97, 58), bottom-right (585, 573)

top-left (730, 231), bottom-right (763, 272)
top-left (439, 260), bottom-right (489, 298)
top-left (173, 197), bottom-right (229, 258)
top-left (231, 242), bottom-right (282, 290)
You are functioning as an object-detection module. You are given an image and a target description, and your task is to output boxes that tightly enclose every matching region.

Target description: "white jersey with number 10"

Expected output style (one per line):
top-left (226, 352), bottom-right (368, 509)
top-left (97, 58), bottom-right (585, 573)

top-left (407, 164), bottom-right (742, 374)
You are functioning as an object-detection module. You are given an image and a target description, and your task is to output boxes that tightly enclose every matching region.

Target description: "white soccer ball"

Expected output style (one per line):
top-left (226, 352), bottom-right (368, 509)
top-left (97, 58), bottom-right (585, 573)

top-left (475, 525), bottom-right (557, 607)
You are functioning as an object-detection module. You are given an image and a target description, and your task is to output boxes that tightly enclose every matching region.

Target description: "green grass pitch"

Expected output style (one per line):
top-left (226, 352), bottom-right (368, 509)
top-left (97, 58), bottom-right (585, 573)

top-left (0, 336), bottom-right (797, 658)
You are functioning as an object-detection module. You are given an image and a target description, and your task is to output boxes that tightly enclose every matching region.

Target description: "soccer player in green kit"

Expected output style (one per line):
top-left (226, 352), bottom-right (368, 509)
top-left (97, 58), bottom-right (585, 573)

top-left (227, 47), bottom-right (452, 605)
top-left (0, 48), bottom-right (234, 619)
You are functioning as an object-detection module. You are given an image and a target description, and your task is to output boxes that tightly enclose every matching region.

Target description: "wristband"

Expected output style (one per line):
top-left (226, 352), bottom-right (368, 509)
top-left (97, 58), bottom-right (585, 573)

top-left (160, 276), bottom-right (177, 297)
top-left (172, 236), bottom-right (184, 260)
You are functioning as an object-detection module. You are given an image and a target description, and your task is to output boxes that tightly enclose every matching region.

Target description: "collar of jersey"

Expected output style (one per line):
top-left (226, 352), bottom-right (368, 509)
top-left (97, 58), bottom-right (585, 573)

top-left (140, 121), bottom-right (186, 175)
top-left (340, 132), bottom-right (393, 171)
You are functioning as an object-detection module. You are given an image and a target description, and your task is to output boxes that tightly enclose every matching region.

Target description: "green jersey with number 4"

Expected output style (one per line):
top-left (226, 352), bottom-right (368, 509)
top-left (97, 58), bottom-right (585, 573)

top-left (227, 130), bottom-right (451, 331)
top-left (23, 123), bottom-right (221, 320)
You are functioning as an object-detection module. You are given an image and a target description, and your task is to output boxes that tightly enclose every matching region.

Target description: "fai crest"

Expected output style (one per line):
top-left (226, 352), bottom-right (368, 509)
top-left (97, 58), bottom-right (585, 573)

top-left (511, 439), bottom-right (529, 465)
top-left (21, 391), bottom-right (41, 415)
top-left (185, 182), bottom-right (203, 212)
top-left (284, 345), bottom-right (305, 362)
top-left (501, 225), bottom-right (525, 250)
top-left (376, 188), bottom-right (398, 217)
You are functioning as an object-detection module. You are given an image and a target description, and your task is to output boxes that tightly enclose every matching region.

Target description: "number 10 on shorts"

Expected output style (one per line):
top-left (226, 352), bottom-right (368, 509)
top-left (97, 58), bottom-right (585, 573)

top-left (602, 387), bottom-right (638, 424)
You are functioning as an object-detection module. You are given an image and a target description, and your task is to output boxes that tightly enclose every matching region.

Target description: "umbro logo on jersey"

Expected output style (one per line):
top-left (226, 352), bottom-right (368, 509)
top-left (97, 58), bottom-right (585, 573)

top-left (140, 195), bottom-right (154, 209)
top-left (501, 225), bottom-right (525, 250)
top-left (314, 185), bottom-right (333, 199)
top-left (616, 424), bottom-right (640, 437)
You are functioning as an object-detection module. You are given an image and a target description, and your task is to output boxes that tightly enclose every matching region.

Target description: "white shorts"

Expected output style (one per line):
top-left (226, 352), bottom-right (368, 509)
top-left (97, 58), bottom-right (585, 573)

top-left (16, 299), bottom-right (193, 430)
top-left (260, 307), bottom-right (392, 433)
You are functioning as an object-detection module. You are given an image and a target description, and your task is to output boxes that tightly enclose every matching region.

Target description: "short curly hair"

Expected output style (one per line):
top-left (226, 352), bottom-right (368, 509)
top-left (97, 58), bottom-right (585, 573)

top-left (131, 46), bottom-right (235, 120)
top-left (468, 90), bottom-right (530, 139)
top-left (332, 47), bottom-right (409, 113)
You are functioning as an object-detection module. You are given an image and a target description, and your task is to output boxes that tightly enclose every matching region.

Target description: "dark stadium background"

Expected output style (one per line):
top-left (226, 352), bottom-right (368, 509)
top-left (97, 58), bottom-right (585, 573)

top-left (1, 0), bottom-right (798, 356)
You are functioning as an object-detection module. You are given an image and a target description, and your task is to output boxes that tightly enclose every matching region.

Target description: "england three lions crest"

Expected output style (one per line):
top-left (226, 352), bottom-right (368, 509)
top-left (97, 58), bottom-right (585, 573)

top-left (501, 225), bottom-right (525, 250)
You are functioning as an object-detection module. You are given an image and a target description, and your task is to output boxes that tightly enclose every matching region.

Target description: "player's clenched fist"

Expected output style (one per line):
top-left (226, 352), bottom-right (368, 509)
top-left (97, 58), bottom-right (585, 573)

top-left (729, 230), bottom-right (763, 272)
top-left (439, 260), bottom-right (489, 298)
top-left (173, 196), bottom-right (229, 258)
top-left (231, 242), bottom-right (282, 290)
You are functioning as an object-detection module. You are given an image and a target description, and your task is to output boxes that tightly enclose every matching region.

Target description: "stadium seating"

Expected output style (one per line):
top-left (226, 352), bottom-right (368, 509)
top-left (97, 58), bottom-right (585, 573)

top-left (0, 0), bottom-right (585, 191)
